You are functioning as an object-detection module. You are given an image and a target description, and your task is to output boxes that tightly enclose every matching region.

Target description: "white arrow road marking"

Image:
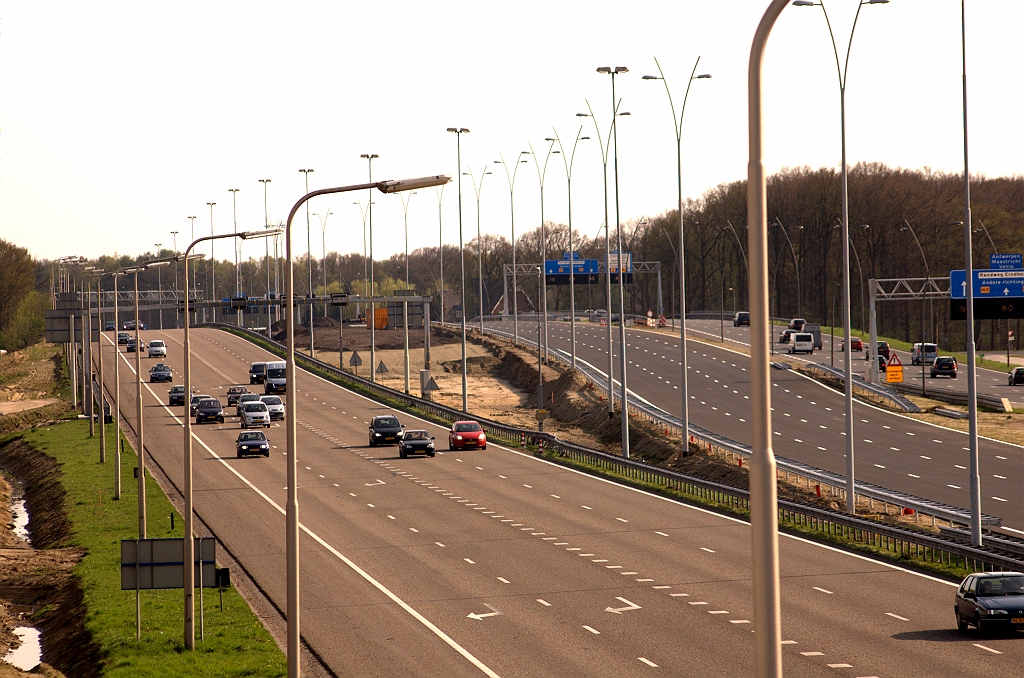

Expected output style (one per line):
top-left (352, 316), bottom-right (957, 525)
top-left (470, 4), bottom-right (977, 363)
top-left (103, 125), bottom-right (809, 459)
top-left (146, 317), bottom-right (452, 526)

top-left (365, 479), bottom-right (386, 486)
top-left (467, 603), bottom-right (501, 621)
top-left (605, 597), bottom-right (642, 614)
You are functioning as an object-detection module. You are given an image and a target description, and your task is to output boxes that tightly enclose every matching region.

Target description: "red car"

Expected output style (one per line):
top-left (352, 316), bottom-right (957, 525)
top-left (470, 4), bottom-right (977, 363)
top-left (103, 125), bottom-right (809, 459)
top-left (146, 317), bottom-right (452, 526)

top-left (840, 336), bottom-right (863, 351)
top-left (449, 421), bottom-right (487, 450)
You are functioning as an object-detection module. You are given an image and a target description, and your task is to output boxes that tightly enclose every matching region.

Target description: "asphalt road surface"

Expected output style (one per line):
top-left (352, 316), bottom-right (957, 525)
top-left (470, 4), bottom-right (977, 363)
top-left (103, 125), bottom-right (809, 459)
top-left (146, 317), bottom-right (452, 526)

top-left (95, 328), bottom-right (1022, 676)
top-left (484, 318), bottom-right (1024, 536)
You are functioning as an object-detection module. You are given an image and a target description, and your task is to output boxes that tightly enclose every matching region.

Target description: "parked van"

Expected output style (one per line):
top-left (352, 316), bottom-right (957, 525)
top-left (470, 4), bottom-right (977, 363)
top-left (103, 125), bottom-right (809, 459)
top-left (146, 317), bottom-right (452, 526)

top-left (787, 332), bottom-right (814, 354)
top-left (801, 323), bottom-right (822, 350)
top-left (911, 343), bottom-right (938, 366)
top-left (264, 361), bottom-right (287, 394)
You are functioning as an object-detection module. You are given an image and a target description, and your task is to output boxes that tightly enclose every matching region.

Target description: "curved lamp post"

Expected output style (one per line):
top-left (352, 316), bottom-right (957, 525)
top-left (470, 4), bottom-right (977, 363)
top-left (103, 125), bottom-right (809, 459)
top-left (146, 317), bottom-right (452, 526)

top-left (462, 167), bottom-right (491, 335)
top-left (526, 137), bottom-right (560, 369)
top-left (259, 179), bottom-right (272, 336)
top-left (900, 219), bottom-right (931, 394)
top-left (279, 174), bottom-right (449, 676)
top-left (299, 169), bottom-right (315, 357)
top-left (446, 129), bottom-right (470, 411)
top-left (359, 155), bottom-right (379, 380)
top-left (434, 185), bottom-right (446, 326)
top-left (642, 56), bottom-right (710, 450)
top-left (495, 152), bottom-right (530, 344)
top-left (793, 0), bottom-right (889, 518)
top-left (578, 101), bottom-right (627, 415)
top-left (771, 217), bottom-right (803, 318)
top-left (552, 125), bottom-right (590, 369)
top-left (181, 232), bottom-right (268, 651)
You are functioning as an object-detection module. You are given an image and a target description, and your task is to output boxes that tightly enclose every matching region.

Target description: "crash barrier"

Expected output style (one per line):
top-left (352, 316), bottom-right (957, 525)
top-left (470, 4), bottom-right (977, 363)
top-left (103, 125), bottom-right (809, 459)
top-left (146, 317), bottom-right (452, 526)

top-left (890, 381), bottom-right (1012, 413)
top-left (802, 362), bottom-right (921, 413)
top-left (202, 323), bottom-right (1019, 572)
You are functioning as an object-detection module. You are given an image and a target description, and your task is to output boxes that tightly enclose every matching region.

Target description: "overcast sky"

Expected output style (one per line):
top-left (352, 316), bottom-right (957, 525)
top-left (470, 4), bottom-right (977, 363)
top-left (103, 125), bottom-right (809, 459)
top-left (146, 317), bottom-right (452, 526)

top-left (1, 0), bottom-right (1020, 268)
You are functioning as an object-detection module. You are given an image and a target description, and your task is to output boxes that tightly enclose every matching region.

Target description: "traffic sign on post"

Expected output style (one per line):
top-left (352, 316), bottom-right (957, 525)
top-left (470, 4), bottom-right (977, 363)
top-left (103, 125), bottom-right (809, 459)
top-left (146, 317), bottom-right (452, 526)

top-left (886, 353), bottom-right (903, 383)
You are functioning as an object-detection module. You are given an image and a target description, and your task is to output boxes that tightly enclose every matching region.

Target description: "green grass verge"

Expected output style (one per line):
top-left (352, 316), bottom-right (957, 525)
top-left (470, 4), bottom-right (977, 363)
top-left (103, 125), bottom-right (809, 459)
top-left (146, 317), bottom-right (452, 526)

top-left (5, 420), bottom-right (286, 677)
top-left (537, 449), bottom-right (975, 581)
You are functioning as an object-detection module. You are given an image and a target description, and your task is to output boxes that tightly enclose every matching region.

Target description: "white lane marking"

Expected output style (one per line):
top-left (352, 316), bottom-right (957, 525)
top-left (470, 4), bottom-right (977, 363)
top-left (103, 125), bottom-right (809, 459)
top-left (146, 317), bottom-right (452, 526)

top-left (655, 531), bottom-right (668, 536)
top-left (826, 664), bottom-right (852, 669)
top-left (464, 558), bottom-right (475, 564)
top-left (670, 593), bottom-right (689, 597)
top-left (583, 625), bottom-right (600, 635)
top-left (730, 619), bottom-right (751, 624)
top-left (700, 547), bottom-right (715, 553)
top-left (497, 577), bottom-right (510, 584)
top-left (708, 610), bottom-right (729, 615)
top-left (813, 587), bottom-right (834, 595)
top-left (800, 651), bottom-right (824, 656)
top-left (410, 528), bottom-right (419, 533)
top-left (537, 599), bottom-right (551, 606)
top-left (616, 518), bottom-right (629, 523)
top-left (781, 640), bottom-right (797, 645)
top-left (973, 643), bottom-right (1002, 654)
top-left (688, 601), bottom-right (708, 606)
top-left (435, 542), bottom-right (445, 547)
top-left (885, 612), bottom-right (909, 621)
top-left (581, 505), bottom-right (593, 510)
top-left (606, 597), bottom-right (641, 614)
top-left (638, 658), bottom-right (658, 667)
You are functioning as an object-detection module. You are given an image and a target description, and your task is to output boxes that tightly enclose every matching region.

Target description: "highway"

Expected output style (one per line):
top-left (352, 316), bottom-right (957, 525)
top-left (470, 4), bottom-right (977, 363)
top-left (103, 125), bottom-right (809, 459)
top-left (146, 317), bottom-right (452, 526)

top-left (98, 327), bottom-right (1022, 676)
top-left (483, 318), bottom-right (1024, 535)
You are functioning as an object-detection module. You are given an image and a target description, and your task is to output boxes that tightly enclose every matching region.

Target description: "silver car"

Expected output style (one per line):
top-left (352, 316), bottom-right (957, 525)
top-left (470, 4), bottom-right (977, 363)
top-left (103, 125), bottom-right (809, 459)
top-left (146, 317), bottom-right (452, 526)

top-left (236, 393), bottom-right (263, 417)
top-left (240, 402), bottom-right (271, 428)
top-left (260, 395), bottom-right (285, 421)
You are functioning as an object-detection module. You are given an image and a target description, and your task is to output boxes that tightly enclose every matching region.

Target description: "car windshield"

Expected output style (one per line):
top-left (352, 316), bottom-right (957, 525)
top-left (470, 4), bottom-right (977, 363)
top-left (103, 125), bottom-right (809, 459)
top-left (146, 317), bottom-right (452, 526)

top-left (191, 395), bottom-right (208, 403)
top-left (267, 368), bottom-right (286, 379)
top-left (455, 422), bottom-right (482, 432)
top-left (261, 397), bottom-right (282, 405)
top-left (404, 431), bottom-right (430, 441)
top-left (375, 417), bottom-right (400, 428)
top-left (795, 334), bottom-right (811, 341)
top-left (250, 364), bottom-right (265, 373)
top-left (150, 341), bottom-right (164, 347)
top-left (239, 394), bottom-right (260, 402)
top-left (171, 386), bottom-right (184, 393)
top-left (200, 400), bottom-right (220, 408)
top-left (244, 403), bottom-right (267, 412)
top-left (977, 576), bottom-right (1024, 596)
top-left (238, 432), bottom-right (266, 442)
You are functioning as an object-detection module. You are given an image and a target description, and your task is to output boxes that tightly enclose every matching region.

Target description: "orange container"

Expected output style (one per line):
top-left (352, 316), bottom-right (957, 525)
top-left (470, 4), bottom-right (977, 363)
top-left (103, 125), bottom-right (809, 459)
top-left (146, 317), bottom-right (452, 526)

top-left (367, 306), bottom-right (388, 330)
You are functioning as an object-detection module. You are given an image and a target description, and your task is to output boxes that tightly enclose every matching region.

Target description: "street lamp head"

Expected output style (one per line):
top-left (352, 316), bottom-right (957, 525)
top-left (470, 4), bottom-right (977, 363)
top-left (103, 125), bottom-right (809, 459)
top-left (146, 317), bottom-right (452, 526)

top-left (867, 0), bottom-right (890, 4)
top-left (618, 111), bottom-right (631, 116)
top-left (792, 0), bottom-right (818, 6)
top-left (597, 67), bottom-right (611, 74)
top-left (614, 67), bottom-right (628, 74)
top-left (948, 220), bottom-right (965, 226)
top-left (360, 154), bottom-right (378, 159)
top-left (576, 113), bottom-right (590, 118)
top-left (241, 229), bottom-right (281, 240)
top-left (377, 175), bottom-right (451, 193)
top-left (544, 137), bottom-right (555, 142)
top-left (641, 75), bottom-right (661, 80)
top-left (446, 128), bottom-right (470, 134)
top-left (580, 136), bottom-right (591, 140)
top-left (695, 73), bottom-right (712, 79)
top-left (147, 261), bottom-right (171, 269)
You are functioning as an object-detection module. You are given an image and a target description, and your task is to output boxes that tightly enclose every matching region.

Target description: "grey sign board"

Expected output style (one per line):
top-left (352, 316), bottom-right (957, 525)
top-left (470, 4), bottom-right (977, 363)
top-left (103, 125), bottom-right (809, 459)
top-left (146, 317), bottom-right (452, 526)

top-left (120, 537), bottom-right (217, 590)
top-left (45, 311), bottom-right (99, 343)
top-left (386, 299), bottom-right (423, 329)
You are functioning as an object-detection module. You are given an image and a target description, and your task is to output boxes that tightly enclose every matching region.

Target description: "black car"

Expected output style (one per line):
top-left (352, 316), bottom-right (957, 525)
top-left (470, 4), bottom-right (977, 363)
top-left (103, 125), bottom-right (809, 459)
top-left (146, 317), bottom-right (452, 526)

top-left (733, 311), bottom-right (750, 327)
top-left (195, 398), bottom-right (224, 424)
top-left (249, 362), bottom-right (266, 384)
top-left (117, 332), bottom-right (131, 345)
top-left (368, 415), bottom-right (404, 446)
top-left (104, 321), bottom-right (116, 331)
top-left (931, 356), bottom-right (957, 378)
top-left (788, 318), bottom-right (806, 331)
top-left (236, 431), bottom-right (271, 458)
top-left (149, 364), bottom-right (173, 383)
top-left (778, 329), bottom-right (796, 344)
top-left (399, 430), bottom-right (436, 458)
top-left (955, 572), bottom-right (1024, 634)
top-left (226, 386), bottom-right (250, 406)
top-left (190, 394), bottom-right (212, 417)
top-left (1009, 367), bottom-right (1024, 386)
top-left (168, 385), bottom-right (188, 406)
top-left (126, 338), bottom-right (145, 353)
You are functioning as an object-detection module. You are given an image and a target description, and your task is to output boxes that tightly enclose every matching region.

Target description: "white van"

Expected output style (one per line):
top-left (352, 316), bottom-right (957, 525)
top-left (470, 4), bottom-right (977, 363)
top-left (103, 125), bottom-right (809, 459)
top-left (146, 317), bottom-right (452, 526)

top-left (911, 343), bottom-right (937, 365)
top-left (148, 339), bottom-right (167, 358)
top-left (787, 332), bottom-right (814, 354)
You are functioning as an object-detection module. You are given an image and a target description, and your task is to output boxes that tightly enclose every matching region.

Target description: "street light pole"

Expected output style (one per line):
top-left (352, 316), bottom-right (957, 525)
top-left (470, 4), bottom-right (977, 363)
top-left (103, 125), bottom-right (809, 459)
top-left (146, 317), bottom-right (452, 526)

top-left (299, 170), bottom-right (315, 357)
top-left (900, 220), bottom-right (930, 395)
top-left (960, 0), bottom-right (982, 546)
top-left (206, 203), bottom-right (216, 323)
top-left (553, 126), bottom-right (590, 369)
top-left (794, 0), bottom-right (889, 517)
top-left (463, 168), bottom-right (490, 336)
top-left (642, 56), bottom-right (711, 450)
top-left (280, 174), bottom-right (449, 676)
top-left (170, 231), bottom-right (179, 326)
top-left (434, 185), bottom-right (446, 326)
top-left (578, 101), bottom-right (625, 415)
top-left (495, 153), bottom-right (530, 344)
top-left (259, 179), bottom-right (273, 334)
top-left (772, 218), bottom-right (802, 317)
top-left (359, 156), bottom-right (378, 381)
top-left (154, 245), bottom-right (164, 331)
top-left (527, 138), bottom-right (559, 368)
top-left (598, 65), bottom-right (631, 458)
top-left (747, 2), bottom-right (788, 675)
top-left (446, 129), bottom-right (470, 411)
top-left (229, 188), bottom-right (241, 326)
top-left (398, 193), bottom-right (416, 394)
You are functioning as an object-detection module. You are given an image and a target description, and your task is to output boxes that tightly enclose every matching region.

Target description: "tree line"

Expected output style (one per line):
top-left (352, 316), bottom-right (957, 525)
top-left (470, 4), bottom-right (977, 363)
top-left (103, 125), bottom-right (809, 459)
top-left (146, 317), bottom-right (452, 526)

top-left (55, 163), bottom-right (1024, 352)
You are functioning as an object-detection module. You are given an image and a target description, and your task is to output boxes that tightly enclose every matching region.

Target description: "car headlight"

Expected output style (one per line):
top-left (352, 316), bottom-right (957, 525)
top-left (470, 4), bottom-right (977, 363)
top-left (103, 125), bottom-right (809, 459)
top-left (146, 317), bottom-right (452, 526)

top-left (455, 435), bottom-right (463, 440)
top-left (427, 443), bottom-right (434, 448)
top-left (480, 434), bottom-right (486, 440)
top-left (988, 609), bottom-right (1008, 615)
top-left (374, 432), bottom-right (381, 437)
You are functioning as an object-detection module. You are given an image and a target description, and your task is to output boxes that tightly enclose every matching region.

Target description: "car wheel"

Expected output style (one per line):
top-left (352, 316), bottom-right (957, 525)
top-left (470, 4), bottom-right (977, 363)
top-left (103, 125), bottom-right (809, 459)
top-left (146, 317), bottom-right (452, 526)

top-left (956, 608), bottom-right (968, 632)
top-left (264, 451), bottom-right (270, 457)
top-left (219, 417), bottom-right (224, 423)
top-left (428, 451), bottom-right (435, 457)
top-left (241, 422), bottom-right (246, 429)
top-left (952, 374), bottom-right (957, 379)
top-left (400, 449), bottom-right (407, 459)
top-left (481, 445), bottom-right (487, 450)
top-left (236, 451), bottom-right (242, 458)
top-left (974, 614), bottom-right (984, 635)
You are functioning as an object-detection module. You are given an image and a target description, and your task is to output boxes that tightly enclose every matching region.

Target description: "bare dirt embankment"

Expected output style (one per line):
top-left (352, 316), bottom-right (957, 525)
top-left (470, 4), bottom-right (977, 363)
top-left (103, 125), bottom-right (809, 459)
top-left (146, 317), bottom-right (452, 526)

top-left (0, 345), bottom-right (72, 437)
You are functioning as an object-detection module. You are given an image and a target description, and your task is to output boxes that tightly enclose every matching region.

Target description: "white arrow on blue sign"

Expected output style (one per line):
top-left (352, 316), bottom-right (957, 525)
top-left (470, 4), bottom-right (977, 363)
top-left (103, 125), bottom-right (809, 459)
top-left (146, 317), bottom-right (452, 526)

top-left (950, 269), bottom-right (1024, 299)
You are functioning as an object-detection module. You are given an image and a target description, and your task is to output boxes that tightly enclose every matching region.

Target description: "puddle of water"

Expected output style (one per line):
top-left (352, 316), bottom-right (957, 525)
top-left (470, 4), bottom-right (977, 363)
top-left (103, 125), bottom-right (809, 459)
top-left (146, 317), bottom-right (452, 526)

top-left (3, 627), bottom-right (41, 671)
top-left (11, 498), bottom-right (29, 541)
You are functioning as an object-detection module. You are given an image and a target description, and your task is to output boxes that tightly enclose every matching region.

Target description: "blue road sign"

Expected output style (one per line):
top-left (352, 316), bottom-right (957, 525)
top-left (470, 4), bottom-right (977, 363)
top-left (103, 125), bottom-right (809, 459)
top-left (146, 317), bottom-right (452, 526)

top-left (951, 269), bottom-right (1024, 299)
top-left (545, 259), bottom-right (598, 276)
top-left (990, 253), bottom-right (1022, 270)
top-left (561, 252), bottom-right (581, 261)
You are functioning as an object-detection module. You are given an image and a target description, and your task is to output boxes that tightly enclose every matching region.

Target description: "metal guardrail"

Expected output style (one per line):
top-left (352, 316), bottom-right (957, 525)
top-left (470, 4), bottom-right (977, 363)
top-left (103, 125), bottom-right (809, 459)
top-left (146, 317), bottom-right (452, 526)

top-left (463, 321), bottom-right (999, 529)
top-left (803, 362), bottom-right (921, 413)
top-left (890, 381), bottom-right (1012, 413)
top-left (203, 322), bottom-right (1018, 571)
